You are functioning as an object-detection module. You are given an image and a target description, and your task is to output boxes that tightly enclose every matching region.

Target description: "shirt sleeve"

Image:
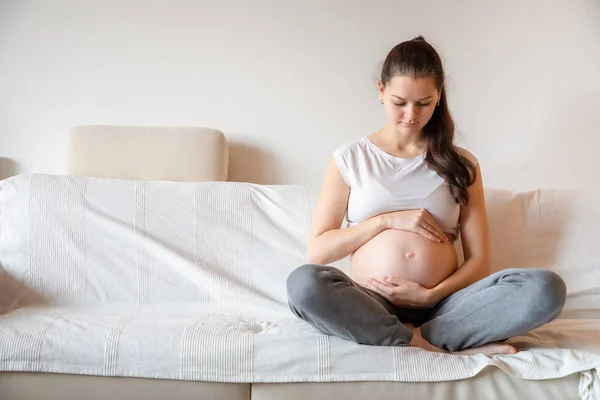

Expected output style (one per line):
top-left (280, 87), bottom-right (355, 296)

top-left (332, 143), bottom-right (353, 187)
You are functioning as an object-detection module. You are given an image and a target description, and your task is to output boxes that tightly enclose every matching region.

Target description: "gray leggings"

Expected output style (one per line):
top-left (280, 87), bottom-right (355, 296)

top-left (286, 265), bottom-right (566, 352)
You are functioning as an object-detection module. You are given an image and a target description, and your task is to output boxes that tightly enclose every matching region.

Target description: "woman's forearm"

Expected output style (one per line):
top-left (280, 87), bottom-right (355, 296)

top-left (429, 257), bottom-right (490, 303)
top-left (307, 215), bottom-right (387, 265)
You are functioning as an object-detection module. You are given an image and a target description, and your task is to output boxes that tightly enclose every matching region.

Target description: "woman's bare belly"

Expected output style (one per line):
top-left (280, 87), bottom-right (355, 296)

top-left (350, 229), bottom-right (458, 290)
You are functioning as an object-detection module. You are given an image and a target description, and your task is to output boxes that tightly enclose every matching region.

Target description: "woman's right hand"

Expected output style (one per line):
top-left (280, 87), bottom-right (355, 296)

top-left (380, 209), bottom-right (448, 243)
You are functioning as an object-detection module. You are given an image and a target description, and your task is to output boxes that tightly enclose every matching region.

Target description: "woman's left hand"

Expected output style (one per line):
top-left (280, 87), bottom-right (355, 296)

top-left (366, 276), bottom-right (437, 308)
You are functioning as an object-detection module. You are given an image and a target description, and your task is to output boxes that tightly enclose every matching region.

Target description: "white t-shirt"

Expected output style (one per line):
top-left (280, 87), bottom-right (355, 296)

top-left (332, 136), bottom-right (478, 237)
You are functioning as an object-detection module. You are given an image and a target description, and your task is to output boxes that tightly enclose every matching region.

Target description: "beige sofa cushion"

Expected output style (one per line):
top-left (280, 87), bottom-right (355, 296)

top-left (0, 373), bottom-right (250, 400)
top-left (66, 125), bottom-right (228, 182)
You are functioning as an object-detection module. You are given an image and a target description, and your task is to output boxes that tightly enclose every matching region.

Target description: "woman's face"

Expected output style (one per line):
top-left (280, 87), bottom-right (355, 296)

top-left (379, 76), bottom-right (440, 134)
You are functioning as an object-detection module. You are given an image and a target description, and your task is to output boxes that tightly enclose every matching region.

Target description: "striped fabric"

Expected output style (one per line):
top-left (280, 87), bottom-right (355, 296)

top-left (482, 188), bottom-right (600, 319)
top-left (0, 174), bottom-right (599, 400)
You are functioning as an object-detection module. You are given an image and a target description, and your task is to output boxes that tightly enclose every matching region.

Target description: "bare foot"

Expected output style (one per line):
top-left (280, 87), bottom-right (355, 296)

top-left (405, 324), bottom-right (517, 356)
top-left (407, 325), bottom-right (447, 353)
top-left (455, 342), bottom-right (518, 356)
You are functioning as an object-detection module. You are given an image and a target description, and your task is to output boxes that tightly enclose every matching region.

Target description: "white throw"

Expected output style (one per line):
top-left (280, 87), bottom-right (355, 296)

top-left (0, 174), bottom-right (599, 399)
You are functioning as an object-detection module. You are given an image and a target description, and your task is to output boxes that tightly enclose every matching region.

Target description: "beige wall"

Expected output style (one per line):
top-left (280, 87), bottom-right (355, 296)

top-left (1, 0), bottom-right (599, 201)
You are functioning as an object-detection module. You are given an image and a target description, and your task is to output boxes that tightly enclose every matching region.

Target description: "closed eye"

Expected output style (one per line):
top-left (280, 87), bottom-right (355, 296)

top-left (393, 102), bottom-right (432, 107)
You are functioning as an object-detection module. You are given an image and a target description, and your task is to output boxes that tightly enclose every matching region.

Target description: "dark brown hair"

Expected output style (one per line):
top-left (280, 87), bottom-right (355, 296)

top-left (381, 35), bottom-right (476, 205)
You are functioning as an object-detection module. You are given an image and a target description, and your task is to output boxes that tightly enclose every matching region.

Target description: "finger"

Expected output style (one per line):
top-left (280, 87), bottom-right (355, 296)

top-left (422, 220), bottom-right (445, 239)
top-left (366, 279), bottom-right (391, 295)
top-left (423, 217), bottom-right (448, 241)
top-left (421, 221), bottom-right (447, 242)
top-left (371, 278), bottom-right (395, 287)
top-left (383, 276), bottom-right (405, 286)
top-left (376, 291), bottom-right (392, 302)
top-left (420, 228), bottom-right (441, 242)
top-left (419, 212), bottom-right (443, 233)
top-left (416, 226), bottom-right (442, 242)
top-left (367, 279), bottom-right (385, 291)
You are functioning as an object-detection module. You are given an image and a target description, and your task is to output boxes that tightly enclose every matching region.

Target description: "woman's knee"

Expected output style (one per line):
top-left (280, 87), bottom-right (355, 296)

top-left (524, 269), bottom-right (567, 320)
top-left (286, 264), bottom-right (331, 308)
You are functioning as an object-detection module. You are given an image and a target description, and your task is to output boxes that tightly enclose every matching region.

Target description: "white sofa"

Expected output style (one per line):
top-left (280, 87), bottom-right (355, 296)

top-left (0, 126), bottom-right (599, 400)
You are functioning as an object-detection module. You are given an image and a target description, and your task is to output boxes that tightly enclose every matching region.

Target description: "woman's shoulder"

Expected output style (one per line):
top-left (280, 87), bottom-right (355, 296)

top-left (333, 136), bottom-right (369, 157)
top-left (455, 146), bottom-right (479, 167)
top-left (332, 137), bottom-right (372, 167)
top-left (331, 137), bottom-right (371, 186)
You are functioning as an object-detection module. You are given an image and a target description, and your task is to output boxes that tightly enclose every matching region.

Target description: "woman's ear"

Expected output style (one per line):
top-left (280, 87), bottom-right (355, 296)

top-left (377, 81), bottom-right (385, 104)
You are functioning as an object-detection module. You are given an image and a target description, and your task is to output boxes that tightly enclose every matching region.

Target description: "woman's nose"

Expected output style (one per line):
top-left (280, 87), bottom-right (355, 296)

top-left (404, 105), bottom-right (419, 120)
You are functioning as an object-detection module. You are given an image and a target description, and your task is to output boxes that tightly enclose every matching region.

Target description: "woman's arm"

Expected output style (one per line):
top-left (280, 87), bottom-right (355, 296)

top-left (429, 163), bottom-right (491, 302)
top-left (307, 157), bottom-right (388, 265)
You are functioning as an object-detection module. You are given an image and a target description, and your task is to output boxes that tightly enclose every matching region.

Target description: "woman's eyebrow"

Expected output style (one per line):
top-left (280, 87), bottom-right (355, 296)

top-left (391, 95), bottom-right (434, 101)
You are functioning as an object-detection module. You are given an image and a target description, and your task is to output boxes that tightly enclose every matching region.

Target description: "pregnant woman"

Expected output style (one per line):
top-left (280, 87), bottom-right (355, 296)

top-left (286, 36), bottom-right (567, 355)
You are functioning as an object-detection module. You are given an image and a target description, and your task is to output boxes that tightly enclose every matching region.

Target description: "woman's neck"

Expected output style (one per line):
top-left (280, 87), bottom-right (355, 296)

top-left (380, 124), bottom-right (426, 154)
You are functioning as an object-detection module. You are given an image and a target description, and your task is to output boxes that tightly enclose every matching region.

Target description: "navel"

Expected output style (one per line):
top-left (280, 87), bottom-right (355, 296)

top-left (405, 252), bottom-right (416, 259)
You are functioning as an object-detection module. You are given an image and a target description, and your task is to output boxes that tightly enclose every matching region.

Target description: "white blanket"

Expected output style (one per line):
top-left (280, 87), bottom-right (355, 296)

top-left (0, 174), bottom-right (599, 399)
